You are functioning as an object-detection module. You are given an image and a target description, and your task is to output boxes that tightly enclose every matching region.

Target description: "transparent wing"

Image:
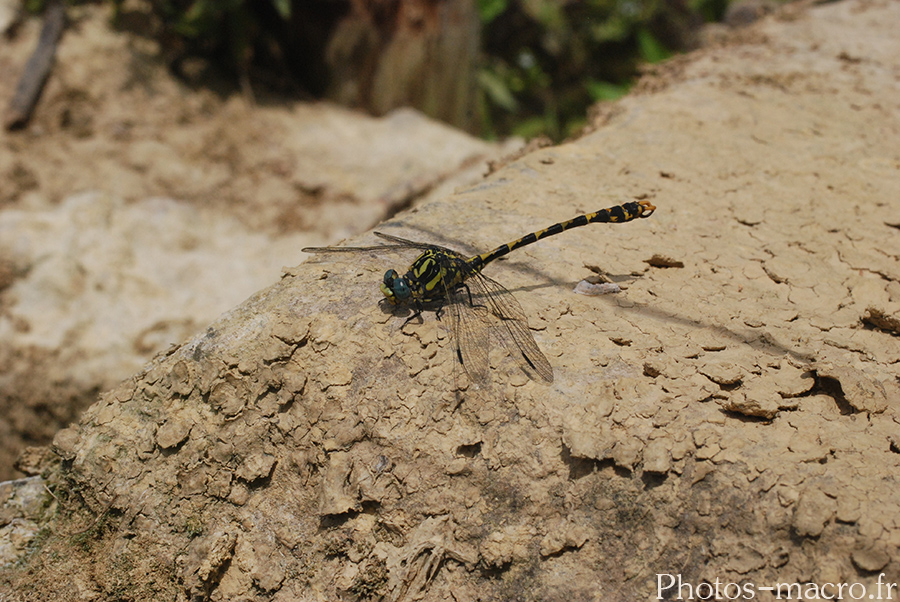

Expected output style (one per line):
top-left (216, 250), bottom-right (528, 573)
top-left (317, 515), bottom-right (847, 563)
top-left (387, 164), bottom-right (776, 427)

top-left (415, 253), bottom-right (488, 387)
top-left (373, 232), bottom-right (444, 250)
top-left (447, 283), bottom-right (492, 387)
top-left (302, 243), bottom-right (402, 254)
top-left (302, 231), bottom-right (439, 254)
top-left (464, 272), bottom-right (554, 383)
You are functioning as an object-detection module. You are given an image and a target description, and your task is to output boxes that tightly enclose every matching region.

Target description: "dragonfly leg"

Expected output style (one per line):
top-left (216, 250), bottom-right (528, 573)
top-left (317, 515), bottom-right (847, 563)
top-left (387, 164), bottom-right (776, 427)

top-left (402, 301), bottom-right (426, 327)
top-left (461, 283), bottom-right (487, 311)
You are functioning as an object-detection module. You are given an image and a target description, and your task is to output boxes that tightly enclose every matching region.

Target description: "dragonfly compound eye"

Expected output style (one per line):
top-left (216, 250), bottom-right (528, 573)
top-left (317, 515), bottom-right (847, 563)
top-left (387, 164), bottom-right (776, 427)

top-left (383, 269), bottom-right (398, 287)
top-left (392, 277), bottom-right (411, 301)
top-left (381, 270), bottom-right (398, 301)
top-left (380, 269), bottom-right (411, 303)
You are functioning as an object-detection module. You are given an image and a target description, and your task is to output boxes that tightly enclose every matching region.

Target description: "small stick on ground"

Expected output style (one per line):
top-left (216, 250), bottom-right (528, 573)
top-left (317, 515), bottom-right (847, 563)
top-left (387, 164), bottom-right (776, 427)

top-left (4, 0), bottom-right (66, 131)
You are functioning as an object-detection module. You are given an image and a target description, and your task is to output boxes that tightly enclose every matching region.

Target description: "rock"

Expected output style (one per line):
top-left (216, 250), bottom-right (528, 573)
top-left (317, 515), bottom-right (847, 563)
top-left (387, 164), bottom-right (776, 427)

top-left (817, 364), bottom-right (888, 413)
top-left (792, 489), bottom-right (836, 538)
top-left (851, 544), bottom-right (890, 572)
top-left (156, 416), bottom-right (192, 449)
top-left (235, 453), bottom-right (276, 484)
top-left (0, 476), bottom-right (51, 566)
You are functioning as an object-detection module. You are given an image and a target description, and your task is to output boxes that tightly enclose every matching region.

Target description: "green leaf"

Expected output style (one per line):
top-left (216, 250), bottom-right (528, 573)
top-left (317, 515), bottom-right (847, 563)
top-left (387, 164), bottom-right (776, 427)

top-left (531, 0), bottom-right (566, 31)
top-left (586, 79), bottom-right (630, 101)
top-left (271, 0), bottom-right (292, 20)
top-left (478, 69), bottom-right (518, 111)
top-left (591, 15), bottom-right (632, 43)
top-left (689, 0), bottom-right (729, 22)
top-left (175, 0), bottom-right (213, 38)
top-left (25, 0), bottom-right (46, 13)
top-left (636, 28), bottom-right (672, 64)
top-left (512, 115), bottom-right (554, 139)
top-left (477, 0), bottom-right (508, 24)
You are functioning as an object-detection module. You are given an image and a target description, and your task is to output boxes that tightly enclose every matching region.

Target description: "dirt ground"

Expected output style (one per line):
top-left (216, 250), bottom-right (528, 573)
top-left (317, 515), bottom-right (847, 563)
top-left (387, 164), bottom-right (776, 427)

top-left (2, 0), bottom-right (900, 600)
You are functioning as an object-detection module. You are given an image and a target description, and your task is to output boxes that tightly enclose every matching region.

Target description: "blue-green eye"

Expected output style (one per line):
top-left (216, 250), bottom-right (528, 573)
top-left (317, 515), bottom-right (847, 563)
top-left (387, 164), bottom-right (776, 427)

top-left (392, 278), bottom-right (411, 300)
top-left (381, 269), bottom-right (410, 301)
top-left (383, 269), bottom-right (398, 287)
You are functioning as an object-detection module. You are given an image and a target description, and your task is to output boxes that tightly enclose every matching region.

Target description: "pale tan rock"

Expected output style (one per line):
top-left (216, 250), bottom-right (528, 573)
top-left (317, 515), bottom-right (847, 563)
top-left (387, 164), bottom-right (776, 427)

top-left (539, 521), bottom-right (590, 557)
top-left (642, 437), bottom-right (673, 474)
top-left (817, 364), bottom-right (889, 413)
top-left (156, 415), bottom-right (192, 449)
top-left (851, 544), bottom-right (891, 573)
top-left (319, 451), bottom-right (359, 516)
top-left (792, 488), bottom-right (837, 538)
top-left (721, 388), bottom-right (781, 419)
top-left (235, 452), bottom-right (276, 484)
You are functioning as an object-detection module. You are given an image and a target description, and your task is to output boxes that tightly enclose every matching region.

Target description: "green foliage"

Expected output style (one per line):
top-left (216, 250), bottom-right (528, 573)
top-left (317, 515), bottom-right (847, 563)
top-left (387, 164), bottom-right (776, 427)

top-left (172, 0), bottom-right (245, 38)
top-left (586, 79), bottom-right (631, 102)
top-left (91, 0), bottom-right (729, 141)
top-left (136, 0), bottom-right (294, 77)
top-left (636, 27), bottom-right (672, 63)
top-left (271, 0), bottom-right (292, 20)
top-left (477, 0), bottom-right (509, 24)
top-left (478, 69), bottom-right (518, 111)
top-left (183, 515), bottom-right (205, 538)
top-left (690, 0), bottom-right (731, 22)
top-left (478, 0), bottom-right (709, 140)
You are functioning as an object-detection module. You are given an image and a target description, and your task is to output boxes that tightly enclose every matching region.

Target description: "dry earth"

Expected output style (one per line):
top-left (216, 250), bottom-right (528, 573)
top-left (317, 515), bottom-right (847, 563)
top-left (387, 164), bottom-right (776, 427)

top-left (2, 0), bottom-right (900, 601)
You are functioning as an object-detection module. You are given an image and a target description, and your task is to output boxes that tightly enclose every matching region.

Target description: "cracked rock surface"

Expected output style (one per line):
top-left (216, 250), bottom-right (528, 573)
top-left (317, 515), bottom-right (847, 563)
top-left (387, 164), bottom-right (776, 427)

top-left (2, 0), bottom-right (900, 600)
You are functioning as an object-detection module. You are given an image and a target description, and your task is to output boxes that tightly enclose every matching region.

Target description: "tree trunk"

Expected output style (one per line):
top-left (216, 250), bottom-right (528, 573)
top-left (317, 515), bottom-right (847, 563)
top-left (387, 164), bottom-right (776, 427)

top-left (322, 0), bottom-right (480, 132)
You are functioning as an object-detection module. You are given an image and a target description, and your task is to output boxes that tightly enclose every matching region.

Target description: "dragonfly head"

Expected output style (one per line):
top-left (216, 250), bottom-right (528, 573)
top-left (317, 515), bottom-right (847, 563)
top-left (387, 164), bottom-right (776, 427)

top-left (381, 269), bottom-right (411, 304)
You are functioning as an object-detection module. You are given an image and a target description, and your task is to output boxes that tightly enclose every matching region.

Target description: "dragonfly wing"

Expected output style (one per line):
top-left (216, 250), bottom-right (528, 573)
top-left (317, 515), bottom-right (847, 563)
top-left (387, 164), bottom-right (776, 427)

top-left (303, 231), bottom-right (438, 254)
top-left (420, 254), bottom-right (490, 387)
top-left (466, 272), bottom-right (554, 383)
top-left (448, 284), bottom-right (492, 387)
top-left (302, 243), bottom-right (410, 253)
top-left (373, 231), bottom-right (444, 250)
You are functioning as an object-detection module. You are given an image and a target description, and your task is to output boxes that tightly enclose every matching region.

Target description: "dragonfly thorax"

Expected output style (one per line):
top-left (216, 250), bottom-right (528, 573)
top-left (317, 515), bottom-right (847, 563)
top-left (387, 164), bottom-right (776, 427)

top-left (381, 250), bottom-right (469, 305)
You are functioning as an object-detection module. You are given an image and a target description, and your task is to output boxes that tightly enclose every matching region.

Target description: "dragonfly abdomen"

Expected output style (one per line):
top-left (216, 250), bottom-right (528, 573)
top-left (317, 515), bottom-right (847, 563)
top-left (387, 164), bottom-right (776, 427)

top-left (470, 200), bottom-right (655, 270)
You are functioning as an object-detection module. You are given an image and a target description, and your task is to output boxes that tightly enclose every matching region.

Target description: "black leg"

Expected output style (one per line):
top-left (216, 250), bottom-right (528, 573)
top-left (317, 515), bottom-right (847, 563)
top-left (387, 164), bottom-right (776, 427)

top-left (402, 301), bottom-right (426, 327)
top-left (461, 283), bottom-right (486, 310)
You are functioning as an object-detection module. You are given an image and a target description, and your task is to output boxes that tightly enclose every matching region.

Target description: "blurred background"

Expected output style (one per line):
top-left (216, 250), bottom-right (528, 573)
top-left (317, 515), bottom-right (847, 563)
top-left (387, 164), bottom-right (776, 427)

top-left (100, 0), bottom-right (759, 139)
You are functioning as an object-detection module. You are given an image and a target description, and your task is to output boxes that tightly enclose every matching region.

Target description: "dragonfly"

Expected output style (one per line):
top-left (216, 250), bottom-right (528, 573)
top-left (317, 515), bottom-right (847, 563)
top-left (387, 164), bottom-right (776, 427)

top-left (303, 200), bottom-right (656, 386)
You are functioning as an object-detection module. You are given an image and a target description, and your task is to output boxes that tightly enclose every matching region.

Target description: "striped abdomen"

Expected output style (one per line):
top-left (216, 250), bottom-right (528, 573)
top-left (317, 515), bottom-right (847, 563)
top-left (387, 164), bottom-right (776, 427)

top-left (468, 200), bottom-right (655, 271)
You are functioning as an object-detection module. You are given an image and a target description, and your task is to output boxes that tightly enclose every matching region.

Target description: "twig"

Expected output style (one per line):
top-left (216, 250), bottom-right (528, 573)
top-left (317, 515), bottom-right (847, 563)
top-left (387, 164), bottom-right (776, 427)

top-left (4, 0), bottom-right (66, 131)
